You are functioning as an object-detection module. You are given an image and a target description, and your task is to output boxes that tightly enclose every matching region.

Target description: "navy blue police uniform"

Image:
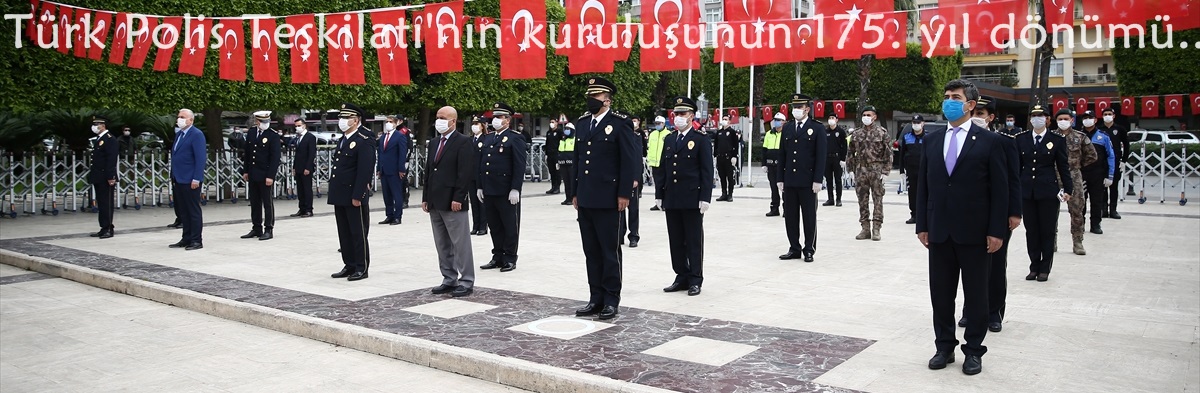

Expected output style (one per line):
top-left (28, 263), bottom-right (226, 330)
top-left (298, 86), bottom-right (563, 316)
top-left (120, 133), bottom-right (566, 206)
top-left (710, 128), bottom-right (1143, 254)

top-left (328, 104), bottom-right (377, 280)
top-left (776, 94), bottom-right (827, 261)
top-left (242, 111), bottom-right (282, 239)
top-left (657, 97), bottom-right (714, 295)
top-left (89, 116), bottom-right (119, 238)
top-left (477, 103), bottom-right (527, 272)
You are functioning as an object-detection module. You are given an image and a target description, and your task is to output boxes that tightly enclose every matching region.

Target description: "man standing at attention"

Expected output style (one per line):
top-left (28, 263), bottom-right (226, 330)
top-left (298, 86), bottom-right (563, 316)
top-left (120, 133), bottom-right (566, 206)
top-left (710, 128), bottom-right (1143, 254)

top-left (424, 106), bottom-right (476, 298)
top-left (169, 109), bottom-right (206, 251)
top-left (848, 105), bottom-right (892, 241)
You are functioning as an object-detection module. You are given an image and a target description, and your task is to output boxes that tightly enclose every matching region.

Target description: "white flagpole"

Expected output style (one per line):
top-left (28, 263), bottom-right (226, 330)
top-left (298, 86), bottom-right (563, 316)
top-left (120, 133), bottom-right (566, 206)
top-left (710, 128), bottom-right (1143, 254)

top-left (747, 65), bottom-right (754, 186)
top-left (687, 69), bottom-right (693, 97)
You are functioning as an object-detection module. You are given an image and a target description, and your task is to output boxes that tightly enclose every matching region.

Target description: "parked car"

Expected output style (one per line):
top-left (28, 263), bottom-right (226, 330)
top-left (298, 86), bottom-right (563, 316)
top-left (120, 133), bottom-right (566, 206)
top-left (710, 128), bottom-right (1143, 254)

top-left (1127, 130), bottom-right (1200, 144)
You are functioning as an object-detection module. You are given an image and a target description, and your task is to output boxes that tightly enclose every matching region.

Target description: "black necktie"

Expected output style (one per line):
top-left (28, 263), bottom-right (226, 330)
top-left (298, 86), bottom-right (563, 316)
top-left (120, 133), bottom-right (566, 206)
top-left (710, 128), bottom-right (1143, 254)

top-left (1035, 135), bottom-right (1042, 146)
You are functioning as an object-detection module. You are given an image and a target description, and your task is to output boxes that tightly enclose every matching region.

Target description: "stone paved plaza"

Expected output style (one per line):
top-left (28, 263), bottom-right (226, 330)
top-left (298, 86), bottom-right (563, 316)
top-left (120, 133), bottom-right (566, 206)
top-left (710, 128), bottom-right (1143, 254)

top-left (2, 179), bottom-right (1197, 392)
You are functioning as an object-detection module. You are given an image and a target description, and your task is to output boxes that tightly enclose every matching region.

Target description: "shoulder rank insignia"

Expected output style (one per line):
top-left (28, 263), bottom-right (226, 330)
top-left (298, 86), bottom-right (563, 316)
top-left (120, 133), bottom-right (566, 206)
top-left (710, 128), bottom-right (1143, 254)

top-left (687, 140), bottom-right (695, 150)
top-left (611, 111), bottom-right (628, 119)
top-left (1046, 142), bottom-right (1054, 150)
top-left (605, 125), bottom-right (613, 135)
top-left (577, 112), bottom-right (591, 120)
top-left (349, 141), bottom-right (357, 149)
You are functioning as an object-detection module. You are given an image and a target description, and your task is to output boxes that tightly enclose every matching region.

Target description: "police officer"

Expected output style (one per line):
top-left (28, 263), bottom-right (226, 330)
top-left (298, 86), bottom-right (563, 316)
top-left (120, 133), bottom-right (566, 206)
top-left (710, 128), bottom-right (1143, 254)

top-left (620, 117), bottom-right (646, 247)
top-left (545, 118), bottom-right (563, 195)
top-left (329, 103), bottom-right (377, 281)
top-left (1002, 113), bottom-right (1023, 135)
top-left (763, 112), bottom-right (785, 216)
top-left (899, 115), bottom-right (927, 224)
top-left (558, 123), bottom-right (578, 205)
top-left (1098, 108), bottom-right (1128, 219)
top-left (469, 116), bottom-right (489, 235)
top-left (822, 114), bottom-right (848, 207)
top-left (1018, 105), bottom-right (1073, 282)
top-left (241, 111), bottom-right (282, 241)
top-left (1057, 108), bottom-right (1098, 256)
top-left (573, 77), bottom-right (640, 321)
top-left (1081, 110), bottom-right (1116, 234)
top-left (478, 103), bottom-right (527, 273)
top-left (656, 97), bottom-right (713, 296)
top-left (89, 116), bottom-right (118, 239)
top-left (848, 105), bottom-right (892, 241)
top-left (647, 116), bottom-right (669, 211)
top-left (713, 115), bottom-right (741, 201)
top-left (776, 94), bottom-right (828, 262)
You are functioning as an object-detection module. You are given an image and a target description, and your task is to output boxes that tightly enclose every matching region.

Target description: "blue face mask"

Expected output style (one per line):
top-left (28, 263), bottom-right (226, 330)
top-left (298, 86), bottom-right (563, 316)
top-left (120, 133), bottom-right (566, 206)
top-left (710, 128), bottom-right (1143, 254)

top-left (653, 124), bottom-right (663, 130)
top-left (564, 129), bottom-right (572, 136)
top-left (771, 120), bottom-right (783, 129)
top-left (942, 99), bottom-right (967, 121)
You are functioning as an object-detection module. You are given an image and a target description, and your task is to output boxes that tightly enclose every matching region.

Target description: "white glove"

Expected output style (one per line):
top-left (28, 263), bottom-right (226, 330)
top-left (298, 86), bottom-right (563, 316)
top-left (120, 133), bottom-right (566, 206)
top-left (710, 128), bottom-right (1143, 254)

top-left (1103, 178), bottom-right (1114, 187)
top-left (508, 189), bottom-right (520, 205)
top-left (776, 182), bottom-right (784, 193)
top-left (762, 166), bottom-right (768, 172)
top-left (840, 160), bottom-right (846, 167)
top-left (812, 182), bottom-right (822, 194)
top-left (699, 201), bottom-right (710, 214)
top-left (655, 199), bottom-right (663, 209)
top-left (730, 157), bottom-right (737, 164)
top-left (477, 189), bottom-right (484, 201)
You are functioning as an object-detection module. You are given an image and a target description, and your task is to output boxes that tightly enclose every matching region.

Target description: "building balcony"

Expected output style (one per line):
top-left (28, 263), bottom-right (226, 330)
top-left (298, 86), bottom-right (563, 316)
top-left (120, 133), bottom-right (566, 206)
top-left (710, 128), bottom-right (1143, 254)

top-left (1073, 73), bottom-right (1117, 85)
top-left (963, 72), bottom-right (1020, 87)
top-left (964, 47), bottom-right (1012, 56)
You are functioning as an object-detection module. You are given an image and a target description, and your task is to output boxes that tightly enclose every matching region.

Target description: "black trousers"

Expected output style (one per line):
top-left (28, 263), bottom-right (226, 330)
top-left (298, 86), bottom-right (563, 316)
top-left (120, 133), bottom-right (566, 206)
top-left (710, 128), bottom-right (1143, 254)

top-left (296, 171), bottom-right (313, 214)
top-left (484, 197), bottom-right (520, 265)
top-left (547, 154), bottom-right (561, 189)
top-left (717, 154), bottom-right (735, 197)
top-left (1023, 198), bottom-right (1060, 274)
top-left (825, 158), bottom-right (844, 202)
top-left (559, 163), bottom-right (576, 202)
top-left (469, 187), bottom-right (487, 232)
top-left (171, 184), bottom-right (183, 225)
top-left (905, 165), bottom-right (920, 216)
top-left (766, 165), bottom-right (780, 210)
top-left (380, 174), bottom-right (405, 220)
top-left (665, 209), bottom-right (704, 286)
top-left (248, 180), bottom-right (275, 232)
top-left (783, 186), bottom-right (818, 254)
top-left (619, 183), bottom-right (641, 242)
top-left (579, 207), bottom-right (622, 306)
top-left (929, 240), bottom-right (991, 356)
top-left (334, 203), bottom-right (370, 273)
top-left (1082, 169), bottom-right (1106, 225)
top-left (962, 230), bottom-right (1011, 324)
top-left (173, 182), bottom-right (203, 243)
top-left (95, 182), bottom-right (115, 231)
top-left (1108, 163), bottom-right (1123, 212)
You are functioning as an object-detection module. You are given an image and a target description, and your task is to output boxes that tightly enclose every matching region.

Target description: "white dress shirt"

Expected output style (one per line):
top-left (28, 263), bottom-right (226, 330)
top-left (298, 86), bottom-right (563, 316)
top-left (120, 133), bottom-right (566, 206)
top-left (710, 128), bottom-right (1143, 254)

top-left (943, 119), bottom-right (971, 161)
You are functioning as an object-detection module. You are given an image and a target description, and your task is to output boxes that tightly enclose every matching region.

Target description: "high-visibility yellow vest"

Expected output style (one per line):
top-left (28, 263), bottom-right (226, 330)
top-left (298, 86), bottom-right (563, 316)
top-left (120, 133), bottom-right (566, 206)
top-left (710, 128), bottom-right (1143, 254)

top-left (558, 136), bottom-right (576, 153)
top-left (647, 129), bottom-right (668, 167)
top-left (763, 130), bottom-right (782, 149)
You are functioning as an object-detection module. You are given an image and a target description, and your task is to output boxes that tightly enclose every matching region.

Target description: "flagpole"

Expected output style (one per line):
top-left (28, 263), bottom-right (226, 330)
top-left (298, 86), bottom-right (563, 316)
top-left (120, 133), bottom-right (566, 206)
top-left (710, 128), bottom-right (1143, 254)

top-left (718, 61), bottom-right (725, 120)
top-left (687, 69), bottom-right (693, 97)
top-left (747, 65), bottom-right (754, 187)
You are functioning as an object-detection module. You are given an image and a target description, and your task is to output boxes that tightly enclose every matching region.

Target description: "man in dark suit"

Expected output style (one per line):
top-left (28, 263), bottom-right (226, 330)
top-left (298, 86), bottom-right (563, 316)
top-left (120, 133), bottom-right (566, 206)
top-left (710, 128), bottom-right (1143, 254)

top-left (328, 104), bottom-right (376, 281)
top-left (477, 103), bottom-right (527, 273)
top-left (916, 79), bottom-right (1010, 376)
top-left (377, 115), bottom-right (410, 225)
top-left (423, 106), bottom-right (476, 298)
top-left (1016, 105), bottom-right (1073, 282)
top-left (468, 116), bottom-right (488, 235)
top-left (241, 111), bottom-right (282, 241)
top-left (89, 116), bottom-right (118, 239)
top-left (169, 109), bottom-right (206, 251)
top-left (572, 77), bottom-right (641, 321)
top-left (290, 119), bottom-right (317, 217)
top-left (776, 94), bottom-right (828, 263)
top-left (656, 97), bottom-right (714, 296)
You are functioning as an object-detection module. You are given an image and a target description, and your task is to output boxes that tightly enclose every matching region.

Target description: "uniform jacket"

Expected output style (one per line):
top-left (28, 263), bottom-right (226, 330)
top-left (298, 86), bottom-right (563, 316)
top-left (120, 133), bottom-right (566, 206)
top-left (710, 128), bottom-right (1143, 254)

top-left (293, 132), bottom-right (317, 173)
top-left (377, 129), bottom-right (410, 176)
top-left (242, 127), bottom-right (281, 181)
top-left (713, 127), bottom-right (741, 157)
top-left (170, 125), bottom-right (206, 185)
top-left (848, 124), bottom-right (894, 174)
top-left (545, 127), bottom-right (563, 157)
top-left (826, 126), bottom-right (848, 161)
top-left (89, 132), bottom-right (119, 184)
top-left (994, 128), bottom-right (1023, 218)
top-left (1098, 122), bottom-right (1129, 161)
top-left (1082, 128), bottom-right (1116, 178)
top-left (423, 130), bottom-right (475, 211)
top-left (327, 128), bottom-right (376, 206)
top-left (1059, 129), bottom-right (1097, 172)
top-left (572, 110), bottom-right (641, 209)
top-left (899, 130), bottom-right (926, 170)
top-left (1015, 130), bottom-right (1073, 200)
top-left (776, 118), bottom-right (828, 187)
top-left (916, 123), bottom-right (1010, 245)
top-left (657, 128), bottom-right (714, 209)
top-left (477, 128), bottom-right (528, 196)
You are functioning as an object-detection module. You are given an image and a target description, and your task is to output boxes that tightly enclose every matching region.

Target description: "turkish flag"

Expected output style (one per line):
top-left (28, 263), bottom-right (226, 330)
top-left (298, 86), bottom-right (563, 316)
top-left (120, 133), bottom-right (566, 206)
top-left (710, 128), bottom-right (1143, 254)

top-left (501, 0), bottom-right (548, 79)
top-left (419, 1), bottom-right (464, 74)
top-left (824, 14), bottom-right (865, 60)
top-left (153, 17), bottom-right (183, 72)
top-left (761, 106), bottom-right (774, 121)
top-left (718, 0), bottom-right (791, 66)
top-left (216, 19), bottom-right (246, 81)
top-left (1164, 0), bottom-right (1199, 31)
top-left (966, 0), bottom-right (1022, 54)
top-left (107, 12), bottom-right (129, 65)
top-left (87, 11), bottom-right (114, 61)
top-left (1075, 97), bottom-right (1089, 114)
top-left (177, 17), bottom-right (210, 77)
top-left (833, 101), bottom-right (846, 118)
top-left (728, 108), bottom-right (739, 123)
top-left (370, 9), bottom-right (412, 85)
top-left (1095, 97), bottom-right (1112, 114)
top-left (27, 0), bottom-right (38, 41)
top-left (815, 0), bottom-right (892, 18)
top-left (560, 0), bottom-right (627, 74)
top-left (1043, 0), bottom-right (1075, 28)
top-left (640, 0), bottom-right (701, 72)
top-left (286, 14), bottom-right (319, 84)
top-left (1164, 95), bottom-right (1184, 117)
top-left (326, 12), bottom-right (365, 85)
top-left (1052, 97), bottom-right (1068, 114)
top-left (1087, 0), bottom-right (1147, 35)
top-left (474, 16), bottom-right (494, 30)
top-left (1120, 96), bottom-right (1136, 116)
top-left (1192, 94), bottom-right (1200, 114)
top-left (874, 11), bottom-right (908, 59)
top-left (33, 3), bottom-right (56, 51)
top-left (813, 100), bottom-right (826, 118)
top-left (1141, 96), bottom-right (1159, 118)
top-left (126, 16), bottom-right (157, 69)
top-left (918, 8), bottom-right (956, 58)
top-left (777, 17), bottom-right (821, 62)
top-left (72, 8), bottom-right (88, 58)
top-left (251, 17), bottom-right (280, 83)
top-left (55, 6), bottom-right (72, 55)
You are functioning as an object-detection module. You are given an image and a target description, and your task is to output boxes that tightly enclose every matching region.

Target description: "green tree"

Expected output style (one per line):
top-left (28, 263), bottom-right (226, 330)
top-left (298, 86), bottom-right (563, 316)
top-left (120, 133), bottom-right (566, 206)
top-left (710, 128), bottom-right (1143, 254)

top-left (1111, 27), bottom-right (1200, 96)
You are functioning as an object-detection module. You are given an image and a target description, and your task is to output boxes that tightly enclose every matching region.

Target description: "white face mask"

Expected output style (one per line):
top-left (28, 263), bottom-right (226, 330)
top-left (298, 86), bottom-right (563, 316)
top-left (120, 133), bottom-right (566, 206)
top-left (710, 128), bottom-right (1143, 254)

top-left (861, 116), bottom-right (874, 126)
top-left (673, 116), bottom-right (690, 130)
top-left (434, 119), bottom-right (451, 133)
top-left (338, 118), bottom-right (352, 132)
top-left (791, 108), bottom-right (805, 120)
top-left (176, 118), bottom-right (188, 128)
top-left (719, 120), bottom-right (729, 127)
top-left (828, 120), bottom-right (837, 128)
top-left (549, 122), bottom-right (557, 129)
top-left (471, 125), bottom-right (482, 134)
top-left (384, 122), bottom-right (395, 131)
top-left (1103, 115), bottom-right (1114, 123)
top-left (1057, 120), bottom-right (1073, 130)
top-left (91, 125), bottom-right (100, 134)
top-left (1082, 119), bottom-right (1096, 128)
top-left (258, 121), bottom-right (269, 130)
top-left (1030, 117), bottom-right (1047, 129)
top-left (970, 117), bottom-right (988, 128)
top-left (1005, 121), bottom-right (1015, 127)
top-left (912, 123), bottom-right (924, 131)
top-left (491, 118), bottom-right (505, 131)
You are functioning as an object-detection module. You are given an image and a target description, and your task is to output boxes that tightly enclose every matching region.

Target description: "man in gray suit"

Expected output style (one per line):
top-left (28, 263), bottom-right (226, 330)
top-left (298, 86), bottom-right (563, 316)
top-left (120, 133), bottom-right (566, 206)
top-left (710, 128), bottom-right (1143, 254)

top-left (422, 106), bottom-right (476, 297)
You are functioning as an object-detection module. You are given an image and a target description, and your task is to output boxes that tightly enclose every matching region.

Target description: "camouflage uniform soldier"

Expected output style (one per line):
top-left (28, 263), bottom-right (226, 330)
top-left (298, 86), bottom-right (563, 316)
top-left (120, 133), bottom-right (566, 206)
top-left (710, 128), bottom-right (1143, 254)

top-left (847, 105), bottom-right (893, 241)
top-left (1053, 109), bottom-right (1097, 255)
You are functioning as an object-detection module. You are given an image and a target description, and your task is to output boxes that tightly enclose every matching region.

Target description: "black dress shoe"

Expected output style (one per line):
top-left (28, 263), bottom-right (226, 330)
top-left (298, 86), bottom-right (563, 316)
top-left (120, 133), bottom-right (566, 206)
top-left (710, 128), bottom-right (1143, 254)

top-left (822, 200), bottom-right (835, 206)
top-left (1026, 272), bottom-right (1038, 281)
top-left (988, 321), bottom-right (1002, 332)
top-left (628, 240), bottom-right (639, 248)
top-left (478, 230), bottom-right (488, 236)
top-left (99, 230), bottom-right (114, 239)
top-left (258, 231), bottom-right (273, 241)
top-left (561, 200), bottom-right (572, 205)
top-left (962, 355), bottom-right (982, 375)
top-left (687, 285), bottom-right (701, 296)
top-left (1037, 273), bottom-right (1049, 282)
top-left (835, 201), bottom-right (842, 207)
top-left (779, 251), bottom-right (802, 260)
top-left (240, 231), bottom-right (262, 239)
top-left (575, 303), bottom-right (602, 316)
top-left (802, 251), bottom-right (814, 262)
top-left (725, 196), bottom-right (734, 202)
top-left (1090, 225), bottom-right (1103, 234)
top-left (480, 260), bottom-right (501, 269)
top-left (499, 264), bottom-right (516, 272)
top-left (167, 222), bottom-right (182, 229)
top-left (765, 210), bottom-right (780, 217)
top-left (1110, 211), bottom-right (1122, 219)
top-left (185, 242), bottom-right (203, 251)
top-left (905, 217), bottom-right (917, 224)
top-left (451, 286), bottom-right (473, 297)
top-left (331, 267), bottom-right (353, 278)
top-left (431, 284), bottom-right (456, 294)
top-left (650, 205), bottom-right (661, 211)
top-left (928, 351), bottom-right (956, 369)
top-left (169, 241), bottom-right (188, 248)
top-left (958, 316), bottom-right (968, 327)
top-left (299, 212), bottom-right (313, 218)
top-left (347, 271), bottom-right (368, 281)
top-left (289, 212), bottom-right (302, 217)
top-left (597, 305), bottom-right (618, 320)
top-left (378, 219), bottom-right (393, 225)
top-left (470, 230), bottom-right (479, 235)
top-left (390, 218), bottom-right (401, 225)
top-left (90, 230), bottom-right (103, 237)
top-left (663, 282), bottom-right (687, 292)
